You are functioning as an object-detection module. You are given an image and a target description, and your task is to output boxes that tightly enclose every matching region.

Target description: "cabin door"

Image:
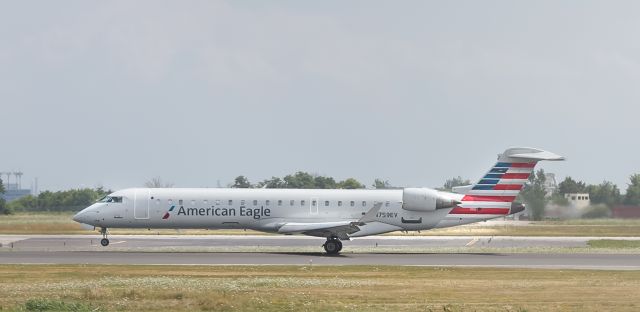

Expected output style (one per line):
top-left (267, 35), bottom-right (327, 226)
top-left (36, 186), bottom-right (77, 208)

top-left (134, 189), bottom-right (150, 219)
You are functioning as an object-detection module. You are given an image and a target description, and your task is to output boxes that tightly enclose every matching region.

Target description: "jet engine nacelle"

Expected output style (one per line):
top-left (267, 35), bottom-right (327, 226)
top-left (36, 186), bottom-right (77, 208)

top-left (402, 188), bottom-right (459, 212)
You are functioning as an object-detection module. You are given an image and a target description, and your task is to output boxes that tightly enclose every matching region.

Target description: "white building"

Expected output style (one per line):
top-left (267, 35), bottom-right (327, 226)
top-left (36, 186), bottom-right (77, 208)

top-left (543, 173), bottom-right (558, 197)
top-left (564, 193), bottom-right (591, 210)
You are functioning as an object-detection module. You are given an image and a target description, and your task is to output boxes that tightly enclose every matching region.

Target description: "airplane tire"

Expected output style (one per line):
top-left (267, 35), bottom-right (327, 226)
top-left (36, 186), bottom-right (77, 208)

top-left (100, 238), bottom-right (110, 247)
top-left (336, 240), bottom-right (343, 252)
top-left (323, 240), bottom-right (339, 255)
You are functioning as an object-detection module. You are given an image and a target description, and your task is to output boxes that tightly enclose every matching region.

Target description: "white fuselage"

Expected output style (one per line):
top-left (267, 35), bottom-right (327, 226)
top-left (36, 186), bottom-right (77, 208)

top-left (73, 187), bottom-right (499, 238)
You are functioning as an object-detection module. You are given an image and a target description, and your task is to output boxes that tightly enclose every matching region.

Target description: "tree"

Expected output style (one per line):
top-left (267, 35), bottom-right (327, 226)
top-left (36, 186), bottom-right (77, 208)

top-left (557, 177), bottom-right (587, 194)
top-left (283, 172), bottom-right (316, 189)
top-left (7, 188), bottom-right (110, 212)
top-left (624, 174), bottom-right (640, 205)
top-left (519, 169), bottom-right (548, 220)
top-left (256, 177), bottom-right (285, 188)
top-left (372, 178), bottom-right (392, 189)
top-left (232, 176), bottom-right (252, 188)
top-left (144, 177), bottom-right (174, 188)
top-left (313, 176), bottom-right (338, 189)
top-left (587, 181), bottom-right (621, 207)
top-left (441, 176), bottom-right (471, 191)
top-left (0, 178), bottom-right (9, 215)
top-left (337, 178), bottom-right (365, 189)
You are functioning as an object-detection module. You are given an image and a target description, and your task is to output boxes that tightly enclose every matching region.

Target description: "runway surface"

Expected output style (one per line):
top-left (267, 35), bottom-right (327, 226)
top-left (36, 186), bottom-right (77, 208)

top-left (1, 235), bottom-right (639, 269)
top-left (0, 234), bottom-right (622, 249)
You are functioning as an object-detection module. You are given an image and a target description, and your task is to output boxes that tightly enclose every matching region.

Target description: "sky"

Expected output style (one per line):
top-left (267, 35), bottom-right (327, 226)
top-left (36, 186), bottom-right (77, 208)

top-left (1, 1), bottom-right (639, 192)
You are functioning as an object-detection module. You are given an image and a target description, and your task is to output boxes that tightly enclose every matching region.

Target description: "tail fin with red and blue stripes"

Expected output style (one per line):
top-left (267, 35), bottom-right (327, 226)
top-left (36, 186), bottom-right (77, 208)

top-left (450, 147), bottom-right (564, 217)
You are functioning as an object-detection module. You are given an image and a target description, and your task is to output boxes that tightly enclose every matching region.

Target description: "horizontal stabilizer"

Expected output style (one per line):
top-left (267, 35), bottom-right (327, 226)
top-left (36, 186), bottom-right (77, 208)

top-left (452, 185), bottom-right (474, 194)
top-left (502, 147), bottom-right (565, 161)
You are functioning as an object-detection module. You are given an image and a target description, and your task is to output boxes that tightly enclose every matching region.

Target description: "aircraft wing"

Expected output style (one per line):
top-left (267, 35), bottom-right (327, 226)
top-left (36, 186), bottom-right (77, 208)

top-left (277, 202), bottom-right (383, 240)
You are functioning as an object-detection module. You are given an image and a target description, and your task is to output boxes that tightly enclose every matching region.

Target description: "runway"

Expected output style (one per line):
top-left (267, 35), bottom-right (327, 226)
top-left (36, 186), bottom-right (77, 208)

top-left (1, 235), bottom-right (639, 269)
top-left (0, 234), bottom-right (619, 249)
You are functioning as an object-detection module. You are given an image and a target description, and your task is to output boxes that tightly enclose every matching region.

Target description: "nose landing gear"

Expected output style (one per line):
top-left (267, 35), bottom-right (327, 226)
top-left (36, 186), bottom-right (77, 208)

top-left (100, 227), bottom-right (109, 246)
top-left (323, 237), bottom-right (343, 255)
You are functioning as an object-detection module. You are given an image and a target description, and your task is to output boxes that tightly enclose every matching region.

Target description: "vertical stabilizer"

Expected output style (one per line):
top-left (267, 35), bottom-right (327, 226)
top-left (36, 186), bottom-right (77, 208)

top-left (450, 147), bottom-right (564, 217)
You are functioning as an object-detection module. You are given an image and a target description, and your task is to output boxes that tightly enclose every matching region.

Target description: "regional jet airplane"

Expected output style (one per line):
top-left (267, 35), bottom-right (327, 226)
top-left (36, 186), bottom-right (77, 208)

top-left (73, 147), bottom-right (564, 254)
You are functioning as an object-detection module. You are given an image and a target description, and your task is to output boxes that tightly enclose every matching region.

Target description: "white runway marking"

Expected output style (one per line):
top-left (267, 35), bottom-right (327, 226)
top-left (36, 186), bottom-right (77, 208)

top-left (465, 237), bottom-right (479, 247)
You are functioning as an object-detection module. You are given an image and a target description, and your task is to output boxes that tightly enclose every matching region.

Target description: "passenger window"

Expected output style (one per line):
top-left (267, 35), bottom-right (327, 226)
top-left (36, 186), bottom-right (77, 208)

top-left (215, 200), bottom-right (220, 205)
top-left (385, 201), bottom-right (390, 207)
top-left (266, 200), bottom-right (270, 206)
top-left (325, 201), bottom-right (330, 206)
top-left (312, 200), bottom-right (317, 206)
top-left (253, 200), bottom-right (258, 206)
top-left (179, 200), bottom-right (183, 205)
top-left (350, 201), bottom-right (355, 207)
top-left (290, 200), bottom-right (295, 206)
top-left (241, 200), bottom-right (245, 206)
top-left (362, 201), bottom-right (366, 207)
top-left (338, 201), bottom-right (342, 206)
top-left (278, 200), bottom-right (283, 206)
top-left (191, 200), bottom-right (196, 206)
top-left (228, 200), bottom-right (233, 205)
top-left (301, 200), bottom-right (306, 206)
top-left (204, 200), bottom-right (208, 205)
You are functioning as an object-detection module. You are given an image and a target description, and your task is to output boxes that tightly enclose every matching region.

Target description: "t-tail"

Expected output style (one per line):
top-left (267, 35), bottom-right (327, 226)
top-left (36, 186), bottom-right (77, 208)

top-left (450, 147), bottom-right (565, 218)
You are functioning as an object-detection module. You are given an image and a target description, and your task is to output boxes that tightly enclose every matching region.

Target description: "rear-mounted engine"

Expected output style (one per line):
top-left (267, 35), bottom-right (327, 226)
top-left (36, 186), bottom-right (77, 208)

top-left (402, 188), bottom-right (459, 212)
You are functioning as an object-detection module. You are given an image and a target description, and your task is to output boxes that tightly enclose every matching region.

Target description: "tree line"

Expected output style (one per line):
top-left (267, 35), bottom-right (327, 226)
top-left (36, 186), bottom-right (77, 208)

top-left (229, 172), bottom-right (398, 190)
top-left (4, 187), bottom-right (111, 213)
top-left (519, 171), bottom-right (640, 220)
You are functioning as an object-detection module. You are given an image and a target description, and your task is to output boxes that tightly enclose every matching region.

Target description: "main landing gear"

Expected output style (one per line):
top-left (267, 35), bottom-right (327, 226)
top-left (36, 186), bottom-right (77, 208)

top-left (323, 237), bottom-right (343, 255)
top-left (100, 227), bottom-right (109, 246)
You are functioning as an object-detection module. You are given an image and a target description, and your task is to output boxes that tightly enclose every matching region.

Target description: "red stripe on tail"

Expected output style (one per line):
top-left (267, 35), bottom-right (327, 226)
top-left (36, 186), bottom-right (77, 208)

top-left (493, 184), bottom-right (523, 190)
top-left (501, 173), bottom-right (530, 179)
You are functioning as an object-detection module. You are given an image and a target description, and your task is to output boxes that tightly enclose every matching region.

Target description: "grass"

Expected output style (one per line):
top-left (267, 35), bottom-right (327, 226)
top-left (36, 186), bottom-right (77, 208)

top-left (588, 239), bottom-right (640, 248)
top-left (2, 212), bottom-right (640, 237)
top-left (1, 265), bottom-right (639, 311)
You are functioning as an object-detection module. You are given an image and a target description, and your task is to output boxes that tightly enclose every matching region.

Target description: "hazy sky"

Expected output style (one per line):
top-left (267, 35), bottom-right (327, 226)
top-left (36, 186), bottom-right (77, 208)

top-left (2, 1), bottom-right (639, 192)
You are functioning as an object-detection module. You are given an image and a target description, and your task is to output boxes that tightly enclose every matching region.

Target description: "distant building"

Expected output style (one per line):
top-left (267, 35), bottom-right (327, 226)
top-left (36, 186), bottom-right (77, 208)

top-left (2, 187), bottom-right (31, 202)
top-left (612, 206), bottom-right (640, 219)
top-left (543, 173), bottom-right (558, 197)
top-left (564, 193), bottom-right (591, 210)
top-left (1, 172), bottom-right (32, 202)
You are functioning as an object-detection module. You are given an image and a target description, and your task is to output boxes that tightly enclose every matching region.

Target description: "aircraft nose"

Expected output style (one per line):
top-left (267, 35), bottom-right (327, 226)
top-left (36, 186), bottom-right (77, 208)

top-left (73, 207), bottom-right (90, 223)
top-left (72, 211), bottom-right (84, 223)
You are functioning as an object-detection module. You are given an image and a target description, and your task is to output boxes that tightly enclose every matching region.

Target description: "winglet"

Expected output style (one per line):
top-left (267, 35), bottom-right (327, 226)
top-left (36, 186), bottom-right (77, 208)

top-left (358, 202), bottom-right (382, 223)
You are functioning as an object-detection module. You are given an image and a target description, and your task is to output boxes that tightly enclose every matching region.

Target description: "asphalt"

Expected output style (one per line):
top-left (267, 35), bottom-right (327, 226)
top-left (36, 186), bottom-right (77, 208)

top-left (1, 235), bottom-right (639, 269)
top-left (1, 251), bottom-right (639, 270)
top-left (0, 234), bottom-right (611, 249)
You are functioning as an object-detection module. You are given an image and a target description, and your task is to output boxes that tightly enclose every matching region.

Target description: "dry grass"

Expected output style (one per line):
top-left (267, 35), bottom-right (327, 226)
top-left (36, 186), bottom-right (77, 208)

top-left (2, 212), bottom-right (640, 237)
top-left (0, 265), bottom-right (639, 311)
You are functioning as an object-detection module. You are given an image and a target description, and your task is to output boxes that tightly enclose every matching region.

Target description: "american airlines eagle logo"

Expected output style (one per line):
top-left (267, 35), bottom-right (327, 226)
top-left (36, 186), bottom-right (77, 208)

top-left (162, 205), bottom-right (176, 220)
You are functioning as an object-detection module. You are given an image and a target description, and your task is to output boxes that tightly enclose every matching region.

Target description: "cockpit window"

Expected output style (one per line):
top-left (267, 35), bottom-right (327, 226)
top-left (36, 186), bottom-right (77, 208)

top-left (98, 196), bottom-right (123, 203)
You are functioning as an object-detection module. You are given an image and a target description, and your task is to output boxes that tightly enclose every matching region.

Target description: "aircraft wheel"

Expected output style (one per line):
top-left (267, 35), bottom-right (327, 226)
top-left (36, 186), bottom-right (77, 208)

top-left (100, 238), bottom-right (110, 246)
top-left (336, 240), bottom-right (343, 252)
top-left (323, 239), bottom-right (340, 255)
